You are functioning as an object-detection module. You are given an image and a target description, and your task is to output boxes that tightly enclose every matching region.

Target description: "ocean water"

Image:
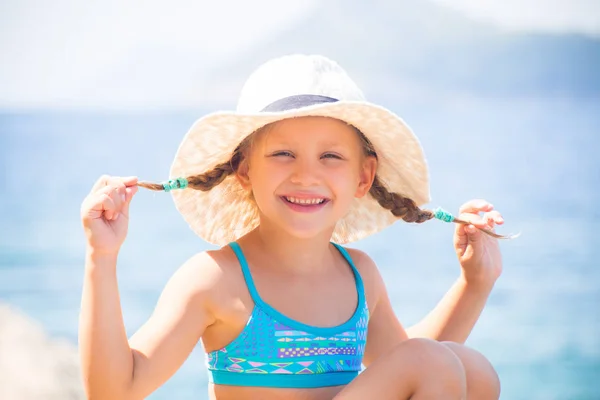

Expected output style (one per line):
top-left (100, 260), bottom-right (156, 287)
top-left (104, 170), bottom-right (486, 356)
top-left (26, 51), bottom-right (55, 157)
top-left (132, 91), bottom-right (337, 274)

top-left (0, 96), bottom-right (599, 399)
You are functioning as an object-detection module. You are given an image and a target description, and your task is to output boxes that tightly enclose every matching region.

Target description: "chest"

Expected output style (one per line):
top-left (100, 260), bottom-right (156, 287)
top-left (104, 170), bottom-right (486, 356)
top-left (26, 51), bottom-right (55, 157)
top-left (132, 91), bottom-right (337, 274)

top-left (206, 268), bottom-right (368, 379)
top-left (203, 261), bottom-right (367, 354)
top-left (253, 269), bottom-right (359, 328)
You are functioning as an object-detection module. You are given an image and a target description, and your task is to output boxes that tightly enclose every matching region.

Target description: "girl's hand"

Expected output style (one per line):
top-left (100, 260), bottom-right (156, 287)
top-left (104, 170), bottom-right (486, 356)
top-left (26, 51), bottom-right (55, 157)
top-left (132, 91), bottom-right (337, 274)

top-left (80, 175), bottom-right (139, 256)
top-left (453, 199), bottom-right (504, 286)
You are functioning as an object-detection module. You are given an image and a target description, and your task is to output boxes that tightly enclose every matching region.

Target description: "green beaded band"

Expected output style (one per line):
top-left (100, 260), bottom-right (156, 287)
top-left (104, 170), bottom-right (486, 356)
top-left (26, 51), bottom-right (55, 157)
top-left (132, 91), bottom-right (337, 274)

top-left (162, 177), bottom-right (188, 192)
top-left (433, 207), bottom-right (454, 223)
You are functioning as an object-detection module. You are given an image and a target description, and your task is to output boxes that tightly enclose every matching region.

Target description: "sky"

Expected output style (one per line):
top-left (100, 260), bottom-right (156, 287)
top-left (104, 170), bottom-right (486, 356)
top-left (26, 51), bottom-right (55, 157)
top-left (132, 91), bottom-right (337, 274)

top-left (431, 0), bottom-right (599, 36)
top-left (0, 0), bottom-right (317, 109)
top-left (0, 0), bottom-right (597, 110)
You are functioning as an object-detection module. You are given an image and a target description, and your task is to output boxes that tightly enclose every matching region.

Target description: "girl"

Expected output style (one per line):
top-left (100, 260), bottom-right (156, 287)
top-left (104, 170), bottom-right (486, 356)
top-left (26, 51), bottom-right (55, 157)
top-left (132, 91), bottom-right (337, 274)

top-left (79, 55), bottom-right (510, 399)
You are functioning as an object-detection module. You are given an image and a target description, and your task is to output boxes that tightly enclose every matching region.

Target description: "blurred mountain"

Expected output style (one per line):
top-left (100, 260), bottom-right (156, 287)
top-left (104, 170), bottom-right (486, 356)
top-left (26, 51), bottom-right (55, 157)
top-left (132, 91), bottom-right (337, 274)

top-left (196, 0), bottom-right (600, 107)
top-left (19, 0), bottom-right (599, 110)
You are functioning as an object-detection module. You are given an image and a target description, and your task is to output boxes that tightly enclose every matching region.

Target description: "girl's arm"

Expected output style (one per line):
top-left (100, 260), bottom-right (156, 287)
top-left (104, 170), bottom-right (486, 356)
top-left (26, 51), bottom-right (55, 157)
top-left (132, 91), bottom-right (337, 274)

top-left (409, 199), bottom-right (504, 343)
top-left (350, 249), bottom-right (408, 367)
top-left (357, 249), bottom-right (494, 366)
top-left (79, 251), bottom-right (219, 400)
top-left (405, 275), bottom-right (494, 343)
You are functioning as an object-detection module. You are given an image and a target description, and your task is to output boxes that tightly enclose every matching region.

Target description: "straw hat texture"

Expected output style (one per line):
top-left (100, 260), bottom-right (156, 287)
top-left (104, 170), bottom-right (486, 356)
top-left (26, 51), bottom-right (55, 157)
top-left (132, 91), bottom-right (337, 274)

top-left (170, 54), bottom-right (430, 245)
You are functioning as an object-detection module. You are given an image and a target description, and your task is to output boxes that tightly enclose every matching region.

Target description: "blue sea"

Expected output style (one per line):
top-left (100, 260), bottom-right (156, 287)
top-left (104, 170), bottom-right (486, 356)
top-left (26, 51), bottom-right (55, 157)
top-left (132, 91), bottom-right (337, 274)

top-left (1, 96), bottom-right (599, 399)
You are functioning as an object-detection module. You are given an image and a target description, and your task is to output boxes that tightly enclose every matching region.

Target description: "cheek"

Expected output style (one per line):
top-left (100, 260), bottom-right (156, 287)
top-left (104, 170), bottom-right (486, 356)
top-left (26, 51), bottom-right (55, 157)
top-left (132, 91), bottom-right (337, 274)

top-left (330, 166), bottom-right (361, 194)
top-left (247, 162), bottom-right (281, 200)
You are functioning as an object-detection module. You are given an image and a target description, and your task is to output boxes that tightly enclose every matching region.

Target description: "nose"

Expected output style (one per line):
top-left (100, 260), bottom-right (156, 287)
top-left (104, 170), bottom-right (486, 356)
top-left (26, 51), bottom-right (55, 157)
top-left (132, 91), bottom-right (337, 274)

top-left (290, 158), bottom-right (321, 186)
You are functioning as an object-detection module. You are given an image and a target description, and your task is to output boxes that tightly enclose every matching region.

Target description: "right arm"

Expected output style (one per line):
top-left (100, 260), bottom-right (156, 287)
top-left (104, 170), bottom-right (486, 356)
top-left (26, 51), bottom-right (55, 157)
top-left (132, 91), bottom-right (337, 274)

top-left (79, 251), bottom-right (218, 400)
top-left (78, 175), bottom-right (219, 399)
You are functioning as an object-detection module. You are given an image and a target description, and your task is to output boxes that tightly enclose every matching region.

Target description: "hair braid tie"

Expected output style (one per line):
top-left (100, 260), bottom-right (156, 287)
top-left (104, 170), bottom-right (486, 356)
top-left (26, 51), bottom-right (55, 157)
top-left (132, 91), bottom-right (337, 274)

top-left (136, 160), bottom-right (238, 193)
top-left (369, 176), bottom-right (517, 239)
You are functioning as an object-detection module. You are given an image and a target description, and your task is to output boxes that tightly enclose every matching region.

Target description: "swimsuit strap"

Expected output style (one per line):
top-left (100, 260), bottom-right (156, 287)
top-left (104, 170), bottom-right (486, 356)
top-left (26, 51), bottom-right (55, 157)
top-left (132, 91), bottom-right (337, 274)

top-left (331, 242), bottom-right (366, 307)
top-left (229, 241), bottom-right (365, 309)
top-left (229, 241), bottom-right (263, 306)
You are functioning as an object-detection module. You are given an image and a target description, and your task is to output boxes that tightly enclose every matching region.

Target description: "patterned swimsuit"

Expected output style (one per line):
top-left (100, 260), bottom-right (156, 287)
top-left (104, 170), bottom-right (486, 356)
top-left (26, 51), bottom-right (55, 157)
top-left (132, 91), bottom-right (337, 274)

top-left (205, 242), bottom-right (369, 388)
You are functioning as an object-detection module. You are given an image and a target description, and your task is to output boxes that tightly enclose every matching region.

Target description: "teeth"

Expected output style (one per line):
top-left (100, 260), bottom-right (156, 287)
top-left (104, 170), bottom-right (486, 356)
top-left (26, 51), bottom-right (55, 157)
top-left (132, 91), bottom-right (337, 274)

top-left (285, 196), bottom-right (325, 205)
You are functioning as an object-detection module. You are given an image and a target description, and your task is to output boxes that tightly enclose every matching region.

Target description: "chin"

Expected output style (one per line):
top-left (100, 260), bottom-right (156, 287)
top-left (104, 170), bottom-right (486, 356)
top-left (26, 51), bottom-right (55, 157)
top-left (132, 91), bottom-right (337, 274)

top-left (257, 203), bottom-right (342, 240)
top-left (275, 219), bottom-right (335, 241)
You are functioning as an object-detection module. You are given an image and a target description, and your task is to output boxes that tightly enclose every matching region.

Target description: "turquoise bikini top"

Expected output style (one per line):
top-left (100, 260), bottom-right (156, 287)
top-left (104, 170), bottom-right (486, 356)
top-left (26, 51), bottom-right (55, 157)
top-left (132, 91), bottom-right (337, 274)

top-left (205, 242), bottom-right (369, 388)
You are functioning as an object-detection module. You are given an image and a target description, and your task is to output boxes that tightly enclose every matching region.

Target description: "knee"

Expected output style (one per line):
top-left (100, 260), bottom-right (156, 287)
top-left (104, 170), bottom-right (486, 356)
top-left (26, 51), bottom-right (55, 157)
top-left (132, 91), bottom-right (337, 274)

top-left (441, 341), bottom-right (501, 400)
top-left (400, 338), bottom-right (463, 372)
top-left (393, 338), bottom-right (467, 395)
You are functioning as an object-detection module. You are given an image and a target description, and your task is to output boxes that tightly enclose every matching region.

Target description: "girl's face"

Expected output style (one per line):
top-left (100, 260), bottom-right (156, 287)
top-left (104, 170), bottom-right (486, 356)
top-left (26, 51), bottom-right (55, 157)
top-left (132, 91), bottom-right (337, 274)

top-left (237, 116), bottom-right (377, 240)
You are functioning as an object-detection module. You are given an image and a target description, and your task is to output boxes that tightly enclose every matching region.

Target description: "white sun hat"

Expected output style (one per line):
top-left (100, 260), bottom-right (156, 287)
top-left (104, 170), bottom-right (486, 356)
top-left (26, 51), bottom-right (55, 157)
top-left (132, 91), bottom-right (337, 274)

top-left (169, 54), bottom-right (430, 245)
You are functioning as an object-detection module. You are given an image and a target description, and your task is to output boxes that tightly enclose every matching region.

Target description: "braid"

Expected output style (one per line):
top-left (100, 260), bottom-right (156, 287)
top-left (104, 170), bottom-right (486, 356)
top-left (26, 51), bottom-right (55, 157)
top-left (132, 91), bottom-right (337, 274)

top-left (186, 161), bottom-right (235, 191)
top-left (369, 175), bottom-right (517, 239)
top-left (137, 144), bottom-right (243, 192)
top-left (369, 176), bottom-right (434, 223)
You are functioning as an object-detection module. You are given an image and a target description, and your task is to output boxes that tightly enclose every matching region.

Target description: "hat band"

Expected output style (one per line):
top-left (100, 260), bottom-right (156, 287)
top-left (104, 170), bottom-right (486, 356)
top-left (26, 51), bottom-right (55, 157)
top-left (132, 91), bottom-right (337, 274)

top-left (260, 94), bottom-right (339, 112)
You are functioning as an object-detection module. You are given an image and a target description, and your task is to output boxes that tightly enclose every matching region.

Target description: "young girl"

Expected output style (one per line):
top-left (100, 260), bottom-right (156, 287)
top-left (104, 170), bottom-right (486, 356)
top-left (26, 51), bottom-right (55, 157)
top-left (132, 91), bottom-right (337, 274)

top-left (79, 55), bottom-right (510, 399)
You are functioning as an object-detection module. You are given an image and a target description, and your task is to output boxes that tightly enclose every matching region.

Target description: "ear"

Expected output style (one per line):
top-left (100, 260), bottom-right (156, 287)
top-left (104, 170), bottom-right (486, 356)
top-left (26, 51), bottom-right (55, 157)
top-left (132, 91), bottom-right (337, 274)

top-left (235, 158), bottom-right (252, 189)
top-left (355, 156), bottom-right (377, 198)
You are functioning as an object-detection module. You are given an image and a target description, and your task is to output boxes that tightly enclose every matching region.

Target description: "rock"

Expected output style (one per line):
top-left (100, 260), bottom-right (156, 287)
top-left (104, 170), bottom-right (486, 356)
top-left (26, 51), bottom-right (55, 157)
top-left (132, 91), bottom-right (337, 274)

top-left (0, 302), bottom-right (84, 400)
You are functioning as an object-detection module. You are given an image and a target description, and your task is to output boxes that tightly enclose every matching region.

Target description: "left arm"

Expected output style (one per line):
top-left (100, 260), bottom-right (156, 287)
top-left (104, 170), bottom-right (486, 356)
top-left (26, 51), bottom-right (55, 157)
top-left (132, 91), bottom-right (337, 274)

top-left (356, 199), bottom-right (507, 364)
top-left (407, 199), bottom-right (504, 343)
top-left (405, 276), bottom-right (494, 343)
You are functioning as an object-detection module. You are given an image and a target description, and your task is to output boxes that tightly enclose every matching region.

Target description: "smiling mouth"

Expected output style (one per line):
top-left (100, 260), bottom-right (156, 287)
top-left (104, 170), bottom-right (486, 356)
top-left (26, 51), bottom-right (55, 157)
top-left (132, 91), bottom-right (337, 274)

top-left (282, 196), bottom-right (329, 205)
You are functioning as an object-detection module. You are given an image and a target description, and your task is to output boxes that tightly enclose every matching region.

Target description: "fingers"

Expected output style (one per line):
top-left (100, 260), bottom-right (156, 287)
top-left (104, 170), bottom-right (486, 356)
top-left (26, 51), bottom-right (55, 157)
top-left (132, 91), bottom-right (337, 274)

top-left (97, 184), bottom-right (125, 220)
top-left (455, 220), bottom-right (469, 243)
top-left (122, 176), bottom-right (139, 187)
top-left (90, 174), bottom-right (110, 194)
top-left (454, 200), bottom-right (509, 243)
top-left (97, 190), bottom-right (117, 220)
top-left (90, 175), bottom-right (138, 195)
top-left (458, 199), bottom-right (504, 229)
top-left (454, 222), bottom-right (473, 259)
top-left (87, 175), bottom-right (139, 220)
top-left (121, 185), bottom-right (139, 218)
top-left (483, 210), bottom-right (503, 227)
top-left (459, 199), bottom-right (494, 215)
top-left (465, 224), bottom-right (479, 236)
top-left (468, 211), bottom-right (504, 229)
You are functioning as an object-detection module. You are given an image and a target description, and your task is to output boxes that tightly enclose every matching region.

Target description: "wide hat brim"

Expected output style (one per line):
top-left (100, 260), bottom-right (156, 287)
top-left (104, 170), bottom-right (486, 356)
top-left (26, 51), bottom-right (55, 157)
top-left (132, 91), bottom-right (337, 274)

top-left (170, 100), bottom-right (430, 246)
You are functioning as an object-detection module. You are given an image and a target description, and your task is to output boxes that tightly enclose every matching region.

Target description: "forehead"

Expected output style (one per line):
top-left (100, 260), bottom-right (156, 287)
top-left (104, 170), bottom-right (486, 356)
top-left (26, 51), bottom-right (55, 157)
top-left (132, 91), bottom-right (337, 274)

top-left (259, 116), bottom-right (359, 144)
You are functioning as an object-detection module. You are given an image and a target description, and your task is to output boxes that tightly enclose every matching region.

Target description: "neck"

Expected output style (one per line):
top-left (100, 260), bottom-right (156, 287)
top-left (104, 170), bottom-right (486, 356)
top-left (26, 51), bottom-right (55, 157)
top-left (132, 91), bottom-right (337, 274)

top-left (241, 220), bottom-right (337, 275)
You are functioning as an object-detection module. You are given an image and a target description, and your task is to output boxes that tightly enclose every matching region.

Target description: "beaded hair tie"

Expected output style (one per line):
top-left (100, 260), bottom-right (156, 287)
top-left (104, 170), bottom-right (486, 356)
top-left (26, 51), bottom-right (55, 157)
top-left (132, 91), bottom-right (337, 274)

top-left (433, 207), bottom-right (519, 239)
top-left (161, 177), bottom-right (188, 192)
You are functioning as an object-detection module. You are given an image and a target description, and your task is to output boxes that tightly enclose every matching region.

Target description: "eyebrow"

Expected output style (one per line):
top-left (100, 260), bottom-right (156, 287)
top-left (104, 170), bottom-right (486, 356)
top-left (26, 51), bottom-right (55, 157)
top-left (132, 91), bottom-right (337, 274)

top-left (264, 138), bottom-right (351, 149)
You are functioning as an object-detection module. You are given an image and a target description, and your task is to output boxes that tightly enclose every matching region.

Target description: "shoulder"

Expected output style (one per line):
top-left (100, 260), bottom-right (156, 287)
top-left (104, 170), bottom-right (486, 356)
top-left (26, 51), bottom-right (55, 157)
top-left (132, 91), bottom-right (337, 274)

top-left (338, 246), bottom-right (387, 313)
top-left (159, 245), bottom-right (245, 310)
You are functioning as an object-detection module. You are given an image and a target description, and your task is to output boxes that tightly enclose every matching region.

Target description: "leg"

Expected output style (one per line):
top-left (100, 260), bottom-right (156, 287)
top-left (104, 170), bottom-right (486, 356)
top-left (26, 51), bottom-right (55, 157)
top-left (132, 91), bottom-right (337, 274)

top-left (441, 342), bottom-right (501, 400)
top-left (334, 338), bottom-right (467, 400)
